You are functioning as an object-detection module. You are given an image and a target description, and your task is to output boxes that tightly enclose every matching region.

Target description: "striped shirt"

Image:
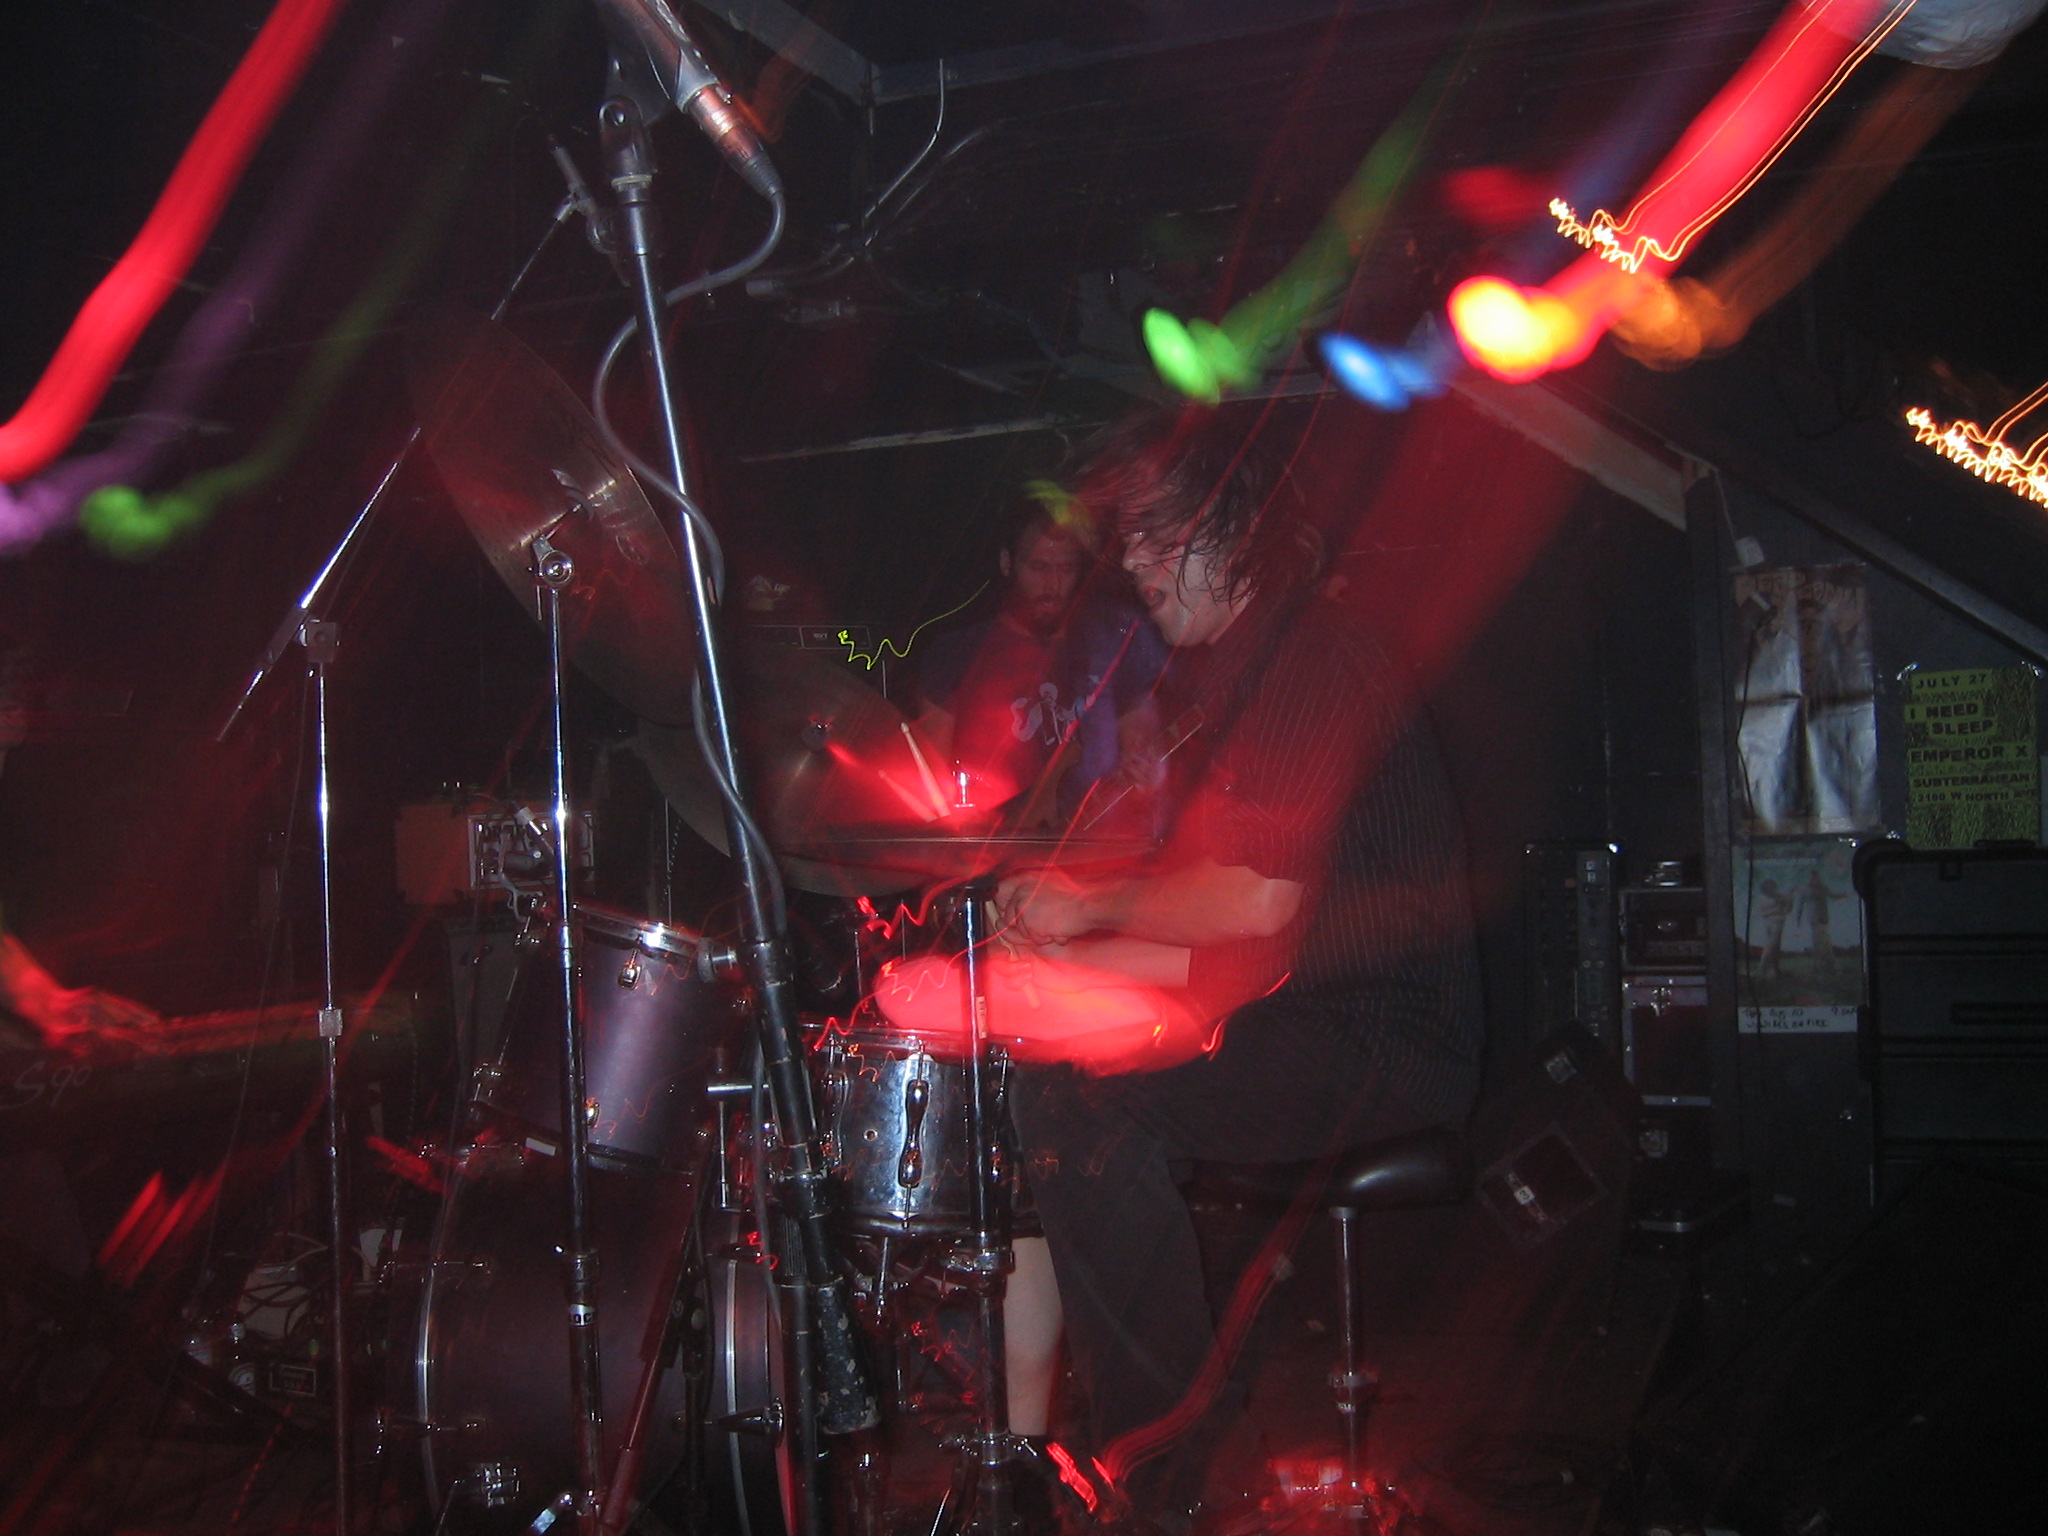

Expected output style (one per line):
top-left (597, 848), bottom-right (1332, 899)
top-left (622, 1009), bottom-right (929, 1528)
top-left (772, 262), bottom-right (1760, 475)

top-left (1159, 589), bottom-right (1485, 1114)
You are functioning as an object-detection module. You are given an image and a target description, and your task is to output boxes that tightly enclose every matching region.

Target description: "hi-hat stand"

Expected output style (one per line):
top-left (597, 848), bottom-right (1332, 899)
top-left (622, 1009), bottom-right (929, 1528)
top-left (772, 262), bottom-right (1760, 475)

top-left (941, 885), bottom-right (1024, 1536)
top-left (594, 90), bottom-right (876, 1536)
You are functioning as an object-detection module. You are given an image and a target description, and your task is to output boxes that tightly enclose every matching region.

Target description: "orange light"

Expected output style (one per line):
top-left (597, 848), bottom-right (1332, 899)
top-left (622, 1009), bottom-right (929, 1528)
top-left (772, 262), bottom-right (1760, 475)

top-left (1453, 0), bottom-right (1917, 384)
top-left (1446, 278), bottom-right (1589, 383)
top-left (1906, 385), bottom-right (2048, 509)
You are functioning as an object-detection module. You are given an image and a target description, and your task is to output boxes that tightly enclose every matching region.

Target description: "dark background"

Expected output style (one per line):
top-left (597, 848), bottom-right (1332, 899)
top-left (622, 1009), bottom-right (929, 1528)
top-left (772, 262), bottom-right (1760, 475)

top-left (0, 0), bottom-right (2044, 1264)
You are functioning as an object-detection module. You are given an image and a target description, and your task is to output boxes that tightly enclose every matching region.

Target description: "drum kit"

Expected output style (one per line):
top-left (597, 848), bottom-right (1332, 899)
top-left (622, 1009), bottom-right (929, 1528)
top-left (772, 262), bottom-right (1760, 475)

top-left (354, 290), bottom-right (1155, 1536)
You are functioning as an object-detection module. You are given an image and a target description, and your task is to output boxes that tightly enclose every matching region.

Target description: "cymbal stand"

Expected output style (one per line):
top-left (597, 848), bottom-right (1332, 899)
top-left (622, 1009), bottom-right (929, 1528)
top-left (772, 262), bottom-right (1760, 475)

top-left (943, 884), bottom-right (1021, 1536)
top-left (305, 620), bottom-right (352, 1536)
top-left (214, 175), bottom-right (576, 744)
top-left (211, 182), bottom-right (578, 1536)
top-left (531, 534), bottom-right (609, 1525)
top-left (596, 93), bottom-right (875, 1536)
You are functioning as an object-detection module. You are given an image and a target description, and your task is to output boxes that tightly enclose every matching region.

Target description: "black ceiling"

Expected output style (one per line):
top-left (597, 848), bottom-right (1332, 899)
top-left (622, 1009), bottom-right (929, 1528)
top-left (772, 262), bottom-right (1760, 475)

top-left (2, 0), bottom-right (2046, 602)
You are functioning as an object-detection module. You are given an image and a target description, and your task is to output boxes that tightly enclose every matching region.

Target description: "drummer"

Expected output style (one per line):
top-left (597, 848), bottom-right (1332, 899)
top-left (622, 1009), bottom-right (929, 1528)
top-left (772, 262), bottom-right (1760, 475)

top-left (910, 485), bottom-right (1167, 829)
top-left (880, 408), bottom-right (1485, 1532)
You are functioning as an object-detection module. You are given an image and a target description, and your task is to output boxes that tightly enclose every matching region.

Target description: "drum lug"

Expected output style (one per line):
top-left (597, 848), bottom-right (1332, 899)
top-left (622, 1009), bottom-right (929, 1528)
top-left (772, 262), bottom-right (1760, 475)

top-left (897, 1077), bottom-right (929, 1190)
top-left (708, 1401), bottom-right (785, 1440)
top-left (617, 956), bottom-right (642, 988)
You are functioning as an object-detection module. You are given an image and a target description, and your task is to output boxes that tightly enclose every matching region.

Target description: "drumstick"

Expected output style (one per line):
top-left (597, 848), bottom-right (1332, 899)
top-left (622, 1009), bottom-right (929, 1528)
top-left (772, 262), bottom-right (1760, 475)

top-left (900, 721), bottom-right (950, 819)
top-left (990, 903), bottom-right (1044, 1009)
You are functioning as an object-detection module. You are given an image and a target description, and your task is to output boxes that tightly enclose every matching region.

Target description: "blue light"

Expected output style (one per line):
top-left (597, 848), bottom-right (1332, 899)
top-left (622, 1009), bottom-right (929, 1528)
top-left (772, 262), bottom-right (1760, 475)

top-left (1321, 333), bottom-right (1411, 412)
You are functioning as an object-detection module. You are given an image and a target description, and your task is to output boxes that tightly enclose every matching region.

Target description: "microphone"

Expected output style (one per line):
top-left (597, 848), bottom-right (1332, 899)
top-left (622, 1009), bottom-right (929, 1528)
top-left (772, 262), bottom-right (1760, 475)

top-left (594, 0), bottom-right (782, 200)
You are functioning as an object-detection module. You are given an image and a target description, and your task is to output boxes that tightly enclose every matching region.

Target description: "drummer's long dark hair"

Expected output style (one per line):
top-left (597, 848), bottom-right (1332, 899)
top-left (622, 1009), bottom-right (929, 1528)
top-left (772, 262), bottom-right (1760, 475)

top-left (1067, 405), bottom-right (1322, 602)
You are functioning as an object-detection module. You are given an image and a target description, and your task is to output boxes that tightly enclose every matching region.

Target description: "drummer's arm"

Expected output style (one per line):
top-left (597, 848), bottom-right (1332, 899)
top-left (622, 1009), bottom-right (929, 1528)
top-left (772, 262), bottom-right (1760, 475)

top-left (1042, 934), bottom-right (1190, 988)
top-left (995, 858), bottom-right (1302, 951)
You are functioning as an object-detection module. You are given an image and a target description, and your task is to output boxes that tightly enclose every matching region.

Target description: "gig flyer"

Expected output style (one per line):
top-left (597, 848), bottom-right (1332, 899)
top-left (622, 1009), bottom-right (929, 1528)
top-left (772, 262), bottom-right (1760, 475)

top-left (1904, 666), bottom-right (2038, 848)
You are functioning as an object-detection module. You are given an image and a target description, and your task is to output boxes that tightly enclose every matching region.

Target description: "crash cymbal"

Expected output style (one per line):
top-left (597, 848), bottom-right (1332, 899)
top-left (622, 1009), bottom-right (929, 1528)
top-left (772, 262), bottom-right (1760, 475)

top-left (778, 828), bottom-right (1155, 882)
top-left (407, 304), bottom-right (697, 724)
top-left (636, 641), bottom-right (963, 895)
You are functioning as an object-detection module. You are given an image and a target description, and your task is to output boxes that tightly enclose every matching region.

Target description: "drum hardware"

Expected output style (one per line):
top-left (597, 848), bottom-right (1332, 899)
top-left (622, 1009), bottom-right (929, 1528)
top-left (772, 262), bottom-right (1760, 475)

top-left (597, 91), bottom-right (874, 1536)
top-left (210, 197), bottom-right (576, 1536)
top-left (375, 1409), bottom-right (486, 1440)
top-left (933, 882), bottom-right (1024, 1536)
top-left (471, 1463), bottom-right (523, 1510)
top-left (710, 1404), bottom-right (786, 1437)
top-left (522, 531), bottom-right (610, 1529)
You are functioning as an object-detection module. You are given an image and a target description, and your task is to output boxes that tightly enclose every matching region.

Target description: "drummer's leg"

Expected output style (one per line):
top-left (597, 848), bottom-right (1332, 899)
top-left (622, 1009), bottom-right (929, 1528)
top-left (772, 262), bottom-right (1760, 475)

top-left (1003, 1235), bottom-right (1063, 1436)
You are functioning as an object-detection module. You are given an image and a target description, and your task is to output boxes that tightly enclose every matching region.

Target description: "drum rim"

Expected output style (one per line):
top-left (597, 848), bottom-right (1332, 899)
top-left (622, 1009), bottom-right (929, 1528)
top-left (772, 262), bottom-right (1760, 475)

top-left (575, 900), bottom-right (700, 960)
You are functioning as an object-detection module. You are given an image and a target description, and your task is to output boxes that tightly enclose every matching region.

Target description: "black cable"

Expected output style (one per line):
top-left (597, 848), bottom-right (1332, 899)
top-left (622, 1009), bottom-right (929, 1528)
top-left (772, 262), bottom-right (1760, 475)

top-left (589, 189), bottom-right (788, 521)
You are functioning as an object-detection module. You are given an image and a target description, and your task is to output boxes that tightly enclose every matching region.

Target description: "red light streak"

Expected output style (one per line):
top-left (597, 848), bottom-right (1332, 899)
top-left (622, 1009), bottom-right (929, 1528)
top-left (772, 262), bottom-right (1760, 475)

top-left (1906, 384), bottom-right (2048, 508)
top-left (855, 884), bottom-right (963, 942)
top-left (1450, 0), bottom-right (1915, 382)
top-left (0, 0), bottom-right (347, 483)
top-left (98, 1165), bottom-right (229, 1287)
top-left (874, 952), bottom-right (1210, 1072)
top-left (1045, 1442), bottom-right (1101, 1513)
top-left (1549, 0), bottom-right (1917, 275)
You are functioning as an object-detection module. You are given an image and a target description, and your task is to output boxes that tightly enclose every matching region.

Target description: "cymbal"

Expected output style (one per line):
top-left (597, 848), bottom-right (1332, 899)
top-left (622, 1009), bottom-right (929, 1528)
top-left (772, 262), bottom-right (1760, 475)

top-left (637, 641), bottom-right (965, 894)
top-left (779, 829), bottom-right (1155, 883)
top-left (407, 304), bottom-right (698, 725)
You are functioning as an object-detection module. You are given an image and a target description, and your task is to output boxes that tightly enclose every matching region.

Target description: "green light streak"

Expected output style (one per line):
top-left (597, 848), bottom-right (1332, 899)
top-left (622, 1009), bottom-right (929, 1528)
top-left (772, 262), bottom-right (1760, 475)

top-left (79, 0), bottom-right (582, 560)
top-left (1144, 50), bottom-right (1463, 400)
top-left (839, 581), bottom-right (989, 671)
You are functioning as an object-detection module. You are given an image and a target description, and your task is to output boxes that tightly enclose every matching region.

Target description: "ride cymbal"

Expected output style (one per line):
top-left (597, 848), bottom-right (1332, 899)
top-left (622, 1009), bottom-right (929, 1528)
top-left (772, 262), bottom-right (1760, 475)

top-left (408, 303), bottom-right (698, 725)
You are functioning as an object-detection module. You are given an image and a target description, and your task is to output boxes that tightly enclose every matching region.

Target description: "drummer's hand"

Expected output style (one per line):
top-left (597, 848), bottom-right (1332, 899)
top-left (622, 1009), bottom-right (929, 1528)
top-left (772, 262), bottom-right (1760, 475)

top-left (994, 867), bottom-right (1103, 947)
top-left (8, 979), bottom-right (160, 1054)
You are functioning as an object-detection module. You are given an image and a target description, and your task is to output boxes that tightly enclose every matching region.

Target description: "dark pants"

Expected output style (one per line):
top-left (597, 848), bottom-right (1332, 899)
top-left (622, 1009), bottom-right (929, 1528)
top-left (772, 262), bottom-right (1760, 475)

top-left (1010, 997), bottom-right (1475, 1521)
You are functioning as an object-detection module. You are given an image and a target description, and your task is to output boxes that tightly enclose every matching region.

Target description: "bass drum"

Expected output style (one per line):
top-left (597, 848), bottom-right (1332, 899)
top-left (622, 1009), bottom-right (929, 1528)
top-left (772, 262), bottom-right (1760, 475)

top-left (700, 1211), bottom-right (795, 1536)
top-left (406, 1140), bottom-right (791, 1536)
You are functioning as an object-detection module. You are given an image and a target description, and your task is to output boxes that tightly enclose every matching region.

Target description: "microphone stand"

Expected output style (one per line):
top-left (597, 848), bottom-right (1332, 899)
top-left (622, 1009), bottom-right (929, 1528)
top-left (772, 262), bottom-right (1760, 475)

top-left (595, 93), bottom-right (876, 1536)
top-left (212, 196), bottom-right (572, 1535)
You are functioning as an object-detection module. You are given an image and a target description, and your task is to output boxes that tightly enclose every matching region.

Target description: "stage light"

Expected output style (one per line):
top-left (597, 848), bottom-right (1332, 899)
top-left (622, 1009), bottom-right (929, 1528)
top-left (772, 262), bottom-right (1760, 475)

top-left (1449, 0), bottom-right (1921, 383)
top-left (1321, 334), bottom-right (1406, 410)
top-left (1144, 48), bottom-right (1458, 400)
top-left (1550, 0), bottom-right (1917, 276)
top-left (1446, 278), bottom-right (1589, 383)
top-left (1906, 388), bottom-right (2048, 509)
top-left (1142, 310), bottom-right (1251, 405)
top-left (76, 485), bottom-right (213, 560)
top-left (1319, 331), bottom-right (1454, 413)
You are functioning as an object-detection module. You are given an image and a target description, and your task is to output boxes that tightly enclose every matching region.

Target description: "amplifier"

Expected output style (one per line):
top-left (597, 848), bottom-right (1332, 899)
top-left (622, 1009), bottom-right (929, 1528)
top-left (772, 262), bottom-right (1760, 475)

top-left (1620, 885), bottom-right (1707, 972)
top-left (1523, 843), bottom-right (1621, 1050)
top-left (1622, 973), bottom-right (1711, 1105)
top-left (1856, 839), bottom-right (2048, 1170)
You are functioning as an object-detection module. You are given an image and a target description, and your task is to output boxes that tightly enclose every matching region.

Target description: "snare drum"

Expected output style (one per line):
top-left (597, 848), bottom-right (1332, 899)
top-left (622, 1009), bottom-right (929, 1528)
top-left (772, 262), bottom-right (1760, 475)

top-left (812, 1017), bottom-right (1027, 1237)
top-left (478, 905), bottom-right (733, 1165)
